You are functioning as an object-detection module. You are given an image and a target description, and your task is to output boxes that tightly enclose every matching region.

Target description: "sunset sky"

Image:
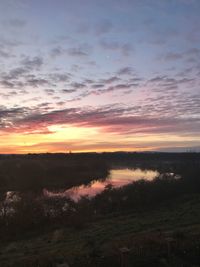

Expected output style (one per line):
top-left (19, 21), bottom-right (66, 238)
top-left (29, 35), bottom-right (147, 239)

top-left (0, 0), bottom-right (200, 153)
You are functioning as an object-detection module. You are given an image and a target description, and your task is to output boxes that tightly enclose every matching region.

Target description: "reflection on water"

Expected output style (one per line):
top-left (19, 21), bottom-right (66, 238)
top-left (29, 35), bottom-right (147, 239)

top-left (44, 168), bottom-right (159, 202)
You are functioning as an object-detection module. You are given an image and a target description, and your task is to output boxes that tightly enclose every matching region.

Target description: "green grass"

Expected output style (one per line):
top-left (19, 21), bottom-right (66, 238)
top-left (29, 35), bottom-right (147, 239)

top-left (1, 193), bottom-right (200, 266)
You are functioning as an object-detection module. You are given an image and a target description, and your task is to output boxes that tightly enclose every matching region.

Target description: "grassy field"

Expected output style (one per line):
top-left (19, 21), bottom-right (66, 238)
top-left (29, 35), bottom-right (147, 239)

top-left (1, 193), bottom-right (200, 267)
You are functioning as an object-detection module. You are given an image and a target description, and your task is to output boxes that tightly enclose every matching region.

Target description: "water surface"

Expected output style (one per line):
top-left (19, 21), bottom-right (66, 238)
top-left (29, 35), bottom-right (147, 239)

top-left (44, 168), bottom-right (158, 201)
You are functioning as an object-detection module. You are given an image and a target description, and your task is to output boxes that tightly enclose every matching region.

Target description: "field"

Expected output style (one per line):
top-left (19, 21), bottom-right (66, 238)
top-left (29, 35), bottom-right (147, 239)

top-left (0, 152), bottom-right (200, 266)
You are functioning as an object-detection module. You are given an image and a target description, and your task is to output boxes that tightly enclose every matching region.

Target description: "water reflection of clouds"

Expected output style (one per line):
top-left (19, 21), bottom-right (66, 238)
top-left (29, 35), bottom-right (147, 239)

top-left (44, 168), bottom-right (158, 202)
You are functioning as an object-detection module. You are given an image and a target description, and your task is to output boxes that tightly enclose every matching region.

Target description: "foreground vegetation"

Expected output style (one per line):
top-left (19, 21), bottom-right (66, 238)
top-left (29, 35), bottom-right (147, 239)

top-left (0, 152), bottom-right (199, 266)
top-left (0, 194), bottom-right (200, 266)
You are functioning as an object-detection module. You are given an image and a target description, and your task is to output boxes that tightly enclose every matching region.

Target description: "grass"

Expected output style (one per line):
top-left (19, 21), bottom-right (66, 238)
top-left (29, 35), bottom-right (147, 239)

top-left (1, 193), bottom-right (200, 266)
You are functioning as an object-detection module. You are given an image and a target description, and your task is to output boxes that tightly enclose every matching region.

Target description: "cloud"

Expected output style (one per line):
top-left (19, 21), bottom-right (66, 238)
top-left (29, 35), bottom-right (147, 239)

top-left (66, 79), bottom-right (140, 100)
top-left (45, 89), bottom-right (55, 95)
top-left (0, 106), bottom-right (27, 129)
top-left (0, 48), bottom-right (11, 58)
top-left (62, 89), bottom-right (77, 94)
top-left (0, 56), bottom-right (45, 89)
top-left (0, 104), bottom-right (199, 137)
top-left (67, 47), bottom-right (89, 57)
top-left (10, 67), bottom-right (27, 77)
top-left (70, 82), bottom-right (86, 89)
top-left (100, 76), bottom-right (120, 84)
top-left (20, 56), bottom-right (43, 70)
top-left (148, 75), bottom-right (195, 91)
top-left (0, 59), bottom-right (71, 89)
top-left (92, 84), bottom-right (104, 89)
top-left (164, 52), bottom-right (183, 61)
top-left (76, 22), bottom-right (90, 34)
top-left (95, 20), bottom-right (113, 35)
top-left (96, 83), bottom-right (138, 94)
top-left (26, 78), bottom-right (49, 87)
top-left (3, 18), bottom-right (26, 28)
top-left (100, 40), bottom-right (133, 56)
top-left (117, 67), bottom-right (133, 76)
top-left (159, 48), bottom-right (200, 62)
top-left (0, 38), bottom-right (22, 48)
top-left (50, 47), bottom-right (64, 58)
top-left (49, 73), bottom-right (70, 83)
top-left (0, 80), bottom-right (15, 88)
top-left (50, 44), bottom-right (92, 58)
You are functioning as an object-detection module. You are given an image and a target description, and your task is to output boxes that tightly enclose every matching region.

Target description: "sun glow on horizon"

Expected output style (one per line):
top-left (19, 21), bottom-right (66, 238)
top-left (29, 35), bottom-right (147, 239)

top-left (0, 121), bottom-right (199, 154)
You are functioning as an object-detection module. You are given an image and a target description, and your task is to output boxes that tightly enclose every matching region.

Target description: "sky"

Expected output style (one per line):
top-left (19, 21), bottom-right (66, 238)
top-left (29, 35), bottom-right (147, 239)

top-left (0, 0), bottom-right (200, 153)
